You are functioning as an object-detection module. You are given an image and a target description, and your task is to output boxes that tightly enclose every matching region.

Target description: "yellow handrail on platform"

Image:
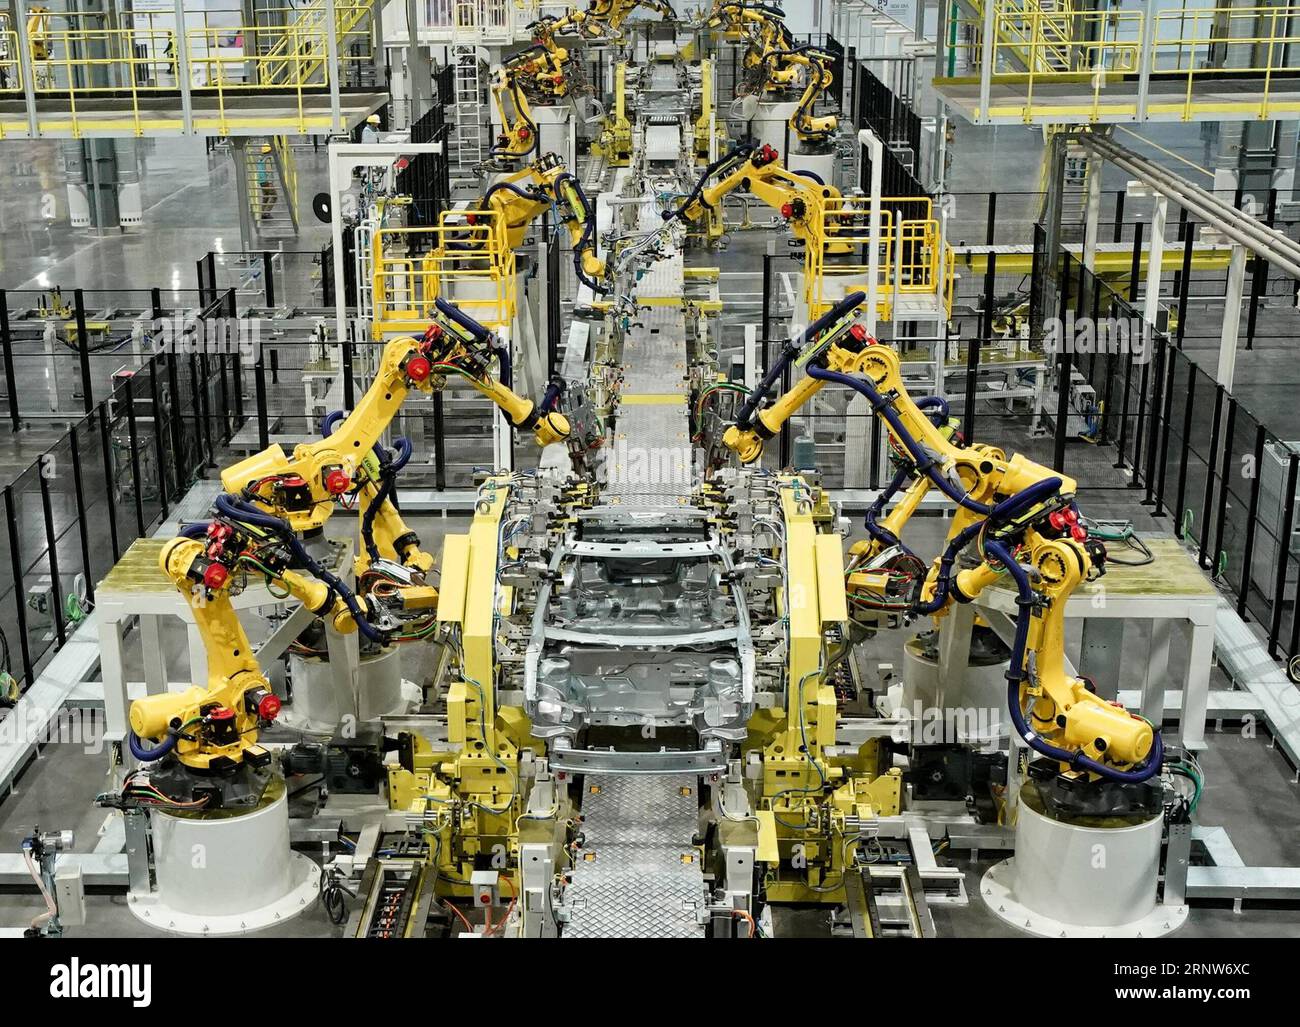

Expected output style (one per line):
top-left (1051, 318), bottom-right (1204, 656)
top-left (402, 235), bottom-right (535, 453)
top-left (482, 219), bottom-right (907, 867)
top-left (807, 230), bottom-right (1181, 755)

top-left (372, 213), bottom-right (518, 338)
top-left (807, 197), bottom-right (953, 324)
top-left (939, 2), bottom-right (1300, 123)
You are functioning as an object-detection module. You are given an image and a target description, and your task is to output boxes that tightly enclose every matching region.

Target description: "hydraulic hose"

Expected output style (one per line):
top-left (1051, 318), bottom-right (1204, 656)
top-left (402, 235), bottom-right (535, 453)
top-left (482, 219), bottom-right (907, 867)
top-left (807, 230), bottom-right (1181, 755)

top-left (735, 290), bottom-right (867, 428)
top-left (663, 142), bottom-right (756, 224)
top-left (128, 729), bottom-right (176, 763)
top-left (989, 538), bottom-right (1163, 783)
top-left (215, 493), bottom-right (386, 645)
top-left (915, 395), bottom-right (949, 424)
top-left (179, 522), bottom-right (209, 540)
top-left (862, 466), bottom-right (913, 553)
top-left (806, 364), bottom-right (993, 516)
top-left (540, 377), bottom-right (565, 412)
top-left (434, 297), bottom-right (491, 344)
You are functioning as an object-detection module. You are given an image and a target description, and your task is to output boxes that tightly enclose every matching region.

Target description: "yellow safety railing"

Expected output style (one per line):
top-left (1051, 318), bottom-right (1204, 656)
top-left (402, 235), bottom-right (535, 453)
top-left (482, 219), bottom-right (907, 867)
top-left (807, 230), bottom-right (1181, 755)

top-left (940, 2), bottom-right (1300, 122)
top-left (255, 1), bottom-right (372, 87)
top-left (371, 213), bottom-right (517, 338)
top-left (1154, 5), bottom-right (1300, 120)
top-left (995, 0), bottom-right (1076, 73)
top-left (1, 30), bottom-right (20, 94)
top-left (14, 28), bottom-right (179, 136)
top-left (807, 197), bottom-right (953, 323)
top-left (274, 135), bottom-right (298, 221)
top-left (0, 8), bottom-right (385, 137)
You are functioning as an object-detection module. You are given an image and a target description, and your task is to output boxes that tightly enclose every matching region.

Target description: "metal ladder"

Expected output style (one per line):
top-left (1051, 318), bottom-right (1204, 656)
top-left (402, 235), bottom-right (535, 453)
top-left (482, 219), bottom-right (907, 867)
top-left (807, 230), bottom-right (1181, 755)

top-left (451, 2), bottom-right (485, 171)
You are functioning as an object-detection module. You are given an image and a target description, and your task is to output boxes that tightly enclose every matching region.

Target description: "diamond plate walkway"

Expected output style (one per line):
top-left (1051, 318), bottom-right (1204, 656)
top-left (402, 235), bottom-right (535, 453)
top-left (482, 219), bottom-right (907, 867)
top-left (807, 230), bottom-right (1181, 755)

top-left (563, 775), bottom-right (705, 938)
top-left (600, 205), bottom-right (693, 510)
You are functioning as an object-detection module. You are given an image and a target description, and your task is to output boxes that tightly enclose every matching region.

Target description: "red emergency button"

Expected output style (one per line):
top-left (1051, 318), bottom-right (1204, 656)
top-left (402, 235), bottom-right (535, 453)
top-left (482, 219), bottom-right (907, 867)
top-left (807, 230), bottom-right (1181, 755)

top-left (518, 127), bottom-right (531, 140)
top-left (203, 562), bottom-right (229, 590)
top-left (1049, 510), bottom-right (1068, 531)
top-left (406, 355), bottom-right (432, 382)
top-left (257, 693), bottom-right (282, 721)
top-left (325, 469), bottom-right (351, 495)
top-left (480, 892), bottom-right (492, 905)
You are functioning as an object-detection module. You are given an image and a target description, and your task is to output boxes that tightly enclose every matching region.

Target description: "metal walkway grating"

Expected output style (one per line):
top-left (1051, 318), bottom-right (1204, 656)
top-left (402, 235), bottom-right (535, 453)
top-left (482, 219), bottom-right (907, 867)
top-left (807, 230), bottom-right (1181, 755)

top-left (562, 775), bottom-right (706, 938)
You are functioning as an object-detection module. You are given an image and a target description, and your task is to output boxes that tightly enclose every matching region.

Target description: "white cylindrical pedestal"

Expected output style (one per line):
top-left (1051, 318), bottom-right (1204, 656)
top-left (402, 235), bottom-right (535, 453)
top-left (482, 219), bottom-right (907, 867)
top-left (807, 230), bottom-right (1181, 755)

top-left (982, 801), bottom-right (1187, 937)
top-left (788, 149), bottom-right (836, 188)
top-left (285, 645), bottom-right (409, 734)
top-left (531, 104), bottom-right (575, 171)
top-left (128, 781), bottom-right (319, 935)
top-left (752, 101), bottom-right (797, 153)
top-left (902, 628), bottom-right (1008, 743)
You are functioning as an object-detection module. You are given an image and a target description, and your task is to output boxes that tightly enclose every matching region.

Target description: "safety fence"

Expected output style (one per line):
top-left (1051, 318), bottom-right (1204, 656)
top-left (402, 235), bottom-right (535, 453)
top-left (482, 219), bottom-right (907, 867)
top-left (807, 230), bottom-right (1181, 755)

top-left (0, 287), bottom-right (239, 695)
top-left (1050, 242), bottom-right (1300, 672)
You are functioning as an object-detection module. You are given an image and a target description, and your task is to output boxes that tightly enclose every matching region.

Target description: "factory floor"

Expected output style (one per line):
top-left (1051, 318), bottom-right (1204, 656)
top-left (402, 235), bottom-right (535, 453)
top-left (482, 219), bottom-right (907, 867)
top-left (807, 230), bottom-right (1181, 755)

top-left (0, 121), bottom-right (1298, 938)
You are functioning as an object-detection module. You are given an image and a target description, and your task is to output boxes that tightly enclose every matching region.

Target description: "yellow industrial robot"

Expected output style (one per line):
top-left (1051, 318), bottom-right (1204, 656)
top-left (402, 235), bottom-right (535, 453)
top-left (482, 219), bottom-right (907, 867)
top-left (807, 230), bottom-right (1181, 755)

top-left (764, 45), bottom-right (839, 145)
top-left (663, 140), bottom-right (857, 248)
top-left (719, 292), bottom-right (1163, 795)
top-left (115, 300), bottom-right (569, 808)
top-left (469, 152), bottom-right (607, 293)
top-left (531, 0), bottom-right (676, 45)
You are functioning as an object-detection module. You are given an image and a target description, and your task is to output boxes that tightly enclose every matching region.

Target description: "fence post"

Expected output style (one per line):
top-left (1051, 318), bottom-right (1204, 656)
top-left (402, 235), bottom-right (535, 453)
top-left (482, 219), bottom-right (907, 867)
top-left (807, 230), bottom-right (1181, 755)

top-left (148, 358), bottom-right (170, 520)
top-left (4, 486), bottom-right (34, 685)
top-left (124, 380), bottom-right (147, 537)
top-left (68, 421), bottom-right (96, 604)
top-left (1052, 260), bottom-right (1072, 473)
top-left (1151, 340), bottom-right (1175, 516)
top-left (1144, 338), bottom-right (1175, 509)
top-left (0, 290), bottom-right (18, 431)
top-left (1176, 221), bottom-right (1194, 345)
top-left (433, 391), bottom-right (447, 492)
top-left (1267, 452), bottom-right (1299, 657)
top-left (263, 251), bottom-right (276, 307)
top-left (1173, 360), bottom-right (1195, 532)
top-left (37, 469), bottom-right (66, 648)
top-left (972, 252), bottom-right (996, 437)
top-left (74, 289), bottom-right (94, 414)
top-left (1235, 417), bottom-right (1262, 618)
top-left (98, 408), bottom-right (121, 562)
top-left (1198, 384), bottom-right (1224, 567)
top-left (1206, 397), bottom-right (1237, 582)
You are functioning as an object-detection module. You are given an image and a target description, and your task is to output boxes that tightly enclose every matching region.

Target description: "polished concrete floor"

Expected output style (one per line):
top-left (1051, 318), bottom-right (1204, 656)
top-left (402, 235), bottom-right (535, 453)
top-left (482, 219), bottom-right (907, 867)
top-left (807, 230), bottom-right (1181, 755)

top-left (0, 104), bottom-right (1298, 938)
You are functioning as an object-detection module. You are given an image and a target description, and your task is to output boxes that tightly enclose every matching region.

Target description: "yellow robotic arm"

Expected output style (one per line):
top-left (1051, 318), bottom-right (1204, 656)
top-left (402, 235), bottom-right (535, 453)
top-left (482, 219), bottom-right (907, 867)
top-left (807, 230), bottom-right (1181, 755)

top-left (426, 297), bottom-right (571, 447)
top-left (664, 142), bottom-right (844, 248)
top-left (472, 152), bottom-right (607, 293)
top-left (763, 46), bottom-right (838, 144)
top-left (717, 292), bottom-right (1163, 787)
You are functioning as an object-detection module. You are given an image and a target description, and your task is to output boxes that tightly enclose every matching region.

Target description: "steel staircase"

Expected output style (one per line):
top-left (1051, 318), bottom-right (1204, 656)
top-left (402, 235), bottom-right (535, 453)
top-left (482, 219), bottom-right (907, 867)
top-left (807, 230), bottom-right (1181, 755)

top-left (245, 136), bottom-right (300, 236)
top-left (256, 0), bottom-right (373, 87)
top-left (956, 0), bottom-right (1075, 74)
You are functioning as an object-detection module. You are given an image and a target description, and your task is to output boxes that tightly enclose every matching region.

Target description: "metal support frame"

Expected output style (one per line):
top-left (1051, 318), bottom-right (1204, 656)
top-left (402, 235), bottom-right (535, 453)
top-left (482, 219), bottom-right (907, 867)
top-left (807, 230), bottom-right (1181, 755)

top-left (859, 128), bottom-right (884, 337)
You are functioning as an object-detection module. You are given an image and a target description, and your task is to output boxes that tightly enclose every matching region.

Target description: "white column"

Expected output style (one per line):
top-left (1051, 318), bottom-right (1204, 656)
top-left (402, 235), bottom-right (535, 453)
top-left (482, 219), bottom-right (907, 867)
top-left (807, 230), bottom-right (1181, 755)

top-left (1217, 243), bottom-right (1247, 391)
